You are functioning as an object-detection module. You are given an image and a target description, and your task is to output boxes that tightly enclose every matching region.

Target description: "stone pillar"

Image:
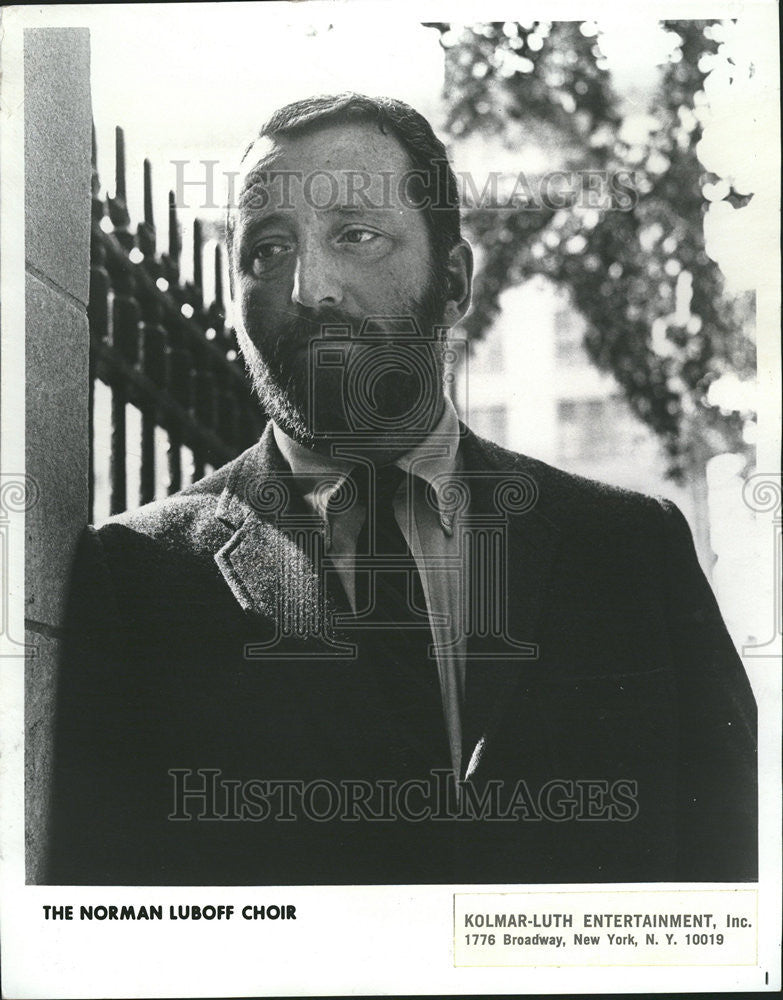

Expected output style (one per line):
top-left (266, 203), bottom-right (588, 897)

top-left (24, 27), bottom-right (92, 882)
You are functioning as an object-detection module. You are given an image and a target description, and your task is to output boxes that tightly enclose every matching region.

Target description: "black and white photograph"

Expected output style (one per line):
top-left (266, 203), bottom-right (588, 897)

top-left (1, 1), bottom-right (779, 996)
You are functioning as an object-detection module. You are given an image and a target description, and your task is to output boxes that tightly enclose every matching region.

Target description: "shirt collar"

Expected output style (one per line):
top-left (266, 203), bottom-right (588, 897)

top-left (272, 397), bottom-right (462, 536)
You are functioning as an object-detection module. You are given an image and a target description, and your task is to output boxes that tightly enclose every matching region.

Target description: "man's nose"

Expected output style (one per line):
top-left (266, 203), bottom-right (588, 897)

top-left (291, 243), bottom-right (343, 309)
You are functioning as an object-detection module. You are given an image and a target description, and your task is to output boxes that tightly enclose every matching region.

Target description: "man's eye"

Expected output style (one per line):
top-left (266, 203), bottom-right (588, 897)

top-left (250, 242), bottom-right (293, 275)
top-left (339, 229), bottom-right (379, 245)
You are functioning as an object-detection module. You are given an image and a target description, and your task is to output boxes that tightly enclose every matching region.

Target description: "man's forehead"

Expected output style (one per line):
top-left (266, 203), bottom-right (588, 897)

top-left (236, 120), bottom-right (417, 210)
top-left (241, 120), bottom-right (410, 171)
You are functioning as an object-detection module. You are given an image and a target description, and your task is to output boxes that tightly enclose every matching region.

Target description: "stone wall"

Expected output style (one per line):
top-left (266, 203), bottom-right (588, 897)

top-left (24, 27), bottom-right (92, 883)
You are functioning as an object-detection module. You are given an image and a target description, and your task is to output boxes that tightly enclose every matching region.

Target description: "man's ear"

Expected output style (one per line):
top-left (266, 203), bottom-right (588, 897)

top-left (441, 240), bottom-right (473, 327)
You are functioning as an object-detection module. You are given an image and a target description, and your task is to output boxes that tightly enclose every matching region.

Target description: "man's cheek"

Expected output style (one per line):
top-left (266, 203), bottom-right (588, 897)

top-left (239, 286), bottom-right (279, 337)
top-left (351, 279), bottom-right (409, 325)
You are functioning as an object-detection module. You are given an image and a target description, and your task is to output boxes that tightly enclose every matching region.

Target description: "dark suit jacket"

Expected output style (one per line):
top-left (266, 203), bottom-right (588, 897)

top-left (46, 423), bottom-right (757, 885)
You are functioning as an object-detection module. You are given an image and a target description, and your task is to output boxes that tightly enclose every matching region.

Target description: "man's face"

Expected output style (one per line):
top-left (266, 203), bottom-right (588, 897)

top-left (230, 120), bottom-right (451, 452)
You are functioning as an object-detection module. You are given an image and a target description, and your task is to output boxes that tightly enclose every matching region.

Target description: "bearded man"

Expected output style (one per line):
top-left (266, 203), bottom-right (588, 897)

top-left (46, 94), bottom-right (757, 885)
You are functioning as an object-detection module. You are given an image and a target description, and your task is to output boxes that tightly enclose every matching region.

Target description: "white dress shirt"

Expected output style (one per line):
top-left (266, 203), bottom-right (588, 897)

top-left (272, 398), bottom-right (467, 779)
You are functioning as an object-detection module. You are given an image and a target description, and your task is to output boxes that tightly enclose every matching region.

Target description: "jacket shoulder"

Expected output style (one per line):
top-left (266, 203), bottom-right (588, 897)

top-left (93, 448), bottom-right (247, 550)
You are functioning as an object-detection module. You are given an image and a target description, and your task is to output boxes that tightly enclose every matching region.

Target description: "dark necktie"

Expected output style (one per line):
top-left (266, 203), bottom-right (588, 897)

top-left (340, 464), bottom-right (451, 770)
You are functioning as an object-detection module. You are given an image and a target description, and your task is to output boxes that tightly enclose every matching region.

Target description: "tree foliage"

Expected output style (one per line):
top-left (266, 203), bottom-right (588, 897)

top-left (426, 20), bottom-right (755, 480)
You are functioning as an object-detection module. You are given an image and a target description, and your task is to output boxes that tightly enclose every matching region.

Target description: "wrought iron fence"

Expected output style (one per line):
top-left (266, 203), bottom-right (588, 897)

top-left (88, 125), bottom-right (264, 522)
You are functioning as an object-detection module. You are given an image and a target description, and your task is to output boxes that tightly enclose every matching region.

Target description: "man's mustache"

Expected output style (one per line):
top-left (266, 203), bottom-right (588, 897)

top-left (280, 306), bottom-right (359, 345)
top-left (276, 305), bottom-right (443, 348)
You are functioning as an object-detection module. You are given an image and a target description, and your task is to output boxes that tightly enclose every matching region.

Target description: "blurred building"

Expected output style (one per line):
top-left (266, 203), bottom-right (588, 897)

top-left (452, 275), bottom-right (762, 654)
top-left (455, 275), bottom-right (696, 507)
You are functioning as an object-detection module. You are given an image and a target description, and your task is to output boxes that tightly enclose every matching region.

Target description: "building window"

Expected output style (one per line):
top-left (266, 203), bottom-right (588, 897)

top-left (558, 395), bottom-right (651, 463)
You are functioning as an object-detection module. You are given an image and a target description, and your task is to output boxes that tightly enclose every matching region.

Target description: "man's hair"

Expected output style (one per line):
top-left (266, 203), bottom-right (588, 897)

top-left (226, 92), bottom-right (462, 270)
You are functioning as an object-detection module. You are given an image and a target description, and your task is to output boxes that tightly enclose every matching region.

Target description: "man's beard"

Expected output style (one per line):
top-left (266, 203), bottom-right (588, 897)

top-left (235, 271), bottom-right (450, 450)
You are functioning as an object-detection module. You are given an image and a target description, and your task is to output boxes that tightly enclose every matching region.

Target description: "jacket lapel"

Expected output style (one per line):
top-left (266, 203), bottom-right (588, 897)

top-left (458, 427), bottom-right (560, 779)
top-left (213, 424), bottom-right (350, 657)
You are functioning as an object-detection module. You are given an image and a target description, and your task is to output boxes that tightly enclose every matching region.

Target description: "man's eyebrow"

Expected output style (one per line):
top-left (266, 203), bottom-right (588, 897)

top-left (236, 211), bottom-right (293, 238)
top-left (238, 204), bottom-right (397, 228)
top-left (328, 204), bottom-right (397, 218)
